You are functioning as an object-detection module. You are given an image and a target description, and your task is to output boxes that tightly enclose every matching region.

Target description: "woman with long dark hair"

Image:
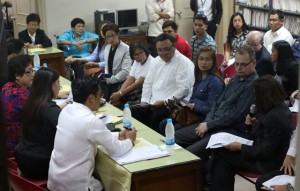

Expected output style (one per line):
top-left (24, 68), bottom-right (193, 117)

top-left (160, 47), bottom-right (224, 135)
top-left (225, 12), bottom-right (249, 62)
top-left (16, 67), bottom-right (61, 179)
top-left (272, 40), bottom-right (299, 96)
top-left (210, 75), bottom-right (292, 191)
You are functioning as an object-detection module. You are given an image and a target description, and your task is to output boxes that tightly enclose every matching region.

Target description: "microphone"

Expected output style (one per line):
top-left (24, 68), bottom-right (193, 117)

top-left (249, 104), bottom-right (257, 118)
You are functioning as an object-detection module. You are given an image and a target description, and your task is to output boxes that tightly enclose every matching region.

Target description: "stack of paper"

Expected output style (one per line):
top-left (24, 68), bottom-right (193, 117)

top-left (263, 175), bottom-right (295, 190)
top-left (206, 132), bottom-right (253, 149)
top-left (112, 145), bottom-right (170, 165)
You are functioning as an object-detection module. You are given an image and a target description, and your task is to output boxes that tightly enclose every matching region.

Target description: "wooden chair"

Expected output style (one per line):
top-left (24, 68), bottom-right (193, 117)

top-left (8, 169), bottom-right (47, 191)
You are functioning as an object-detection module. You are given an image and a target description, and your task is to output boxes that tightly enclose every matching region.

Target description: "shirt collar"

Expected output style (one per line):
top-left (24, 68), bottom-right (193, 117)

top-left (271, 26), bottom-right (285, 37)
top-left (28, 31), bottom-right (36, 39)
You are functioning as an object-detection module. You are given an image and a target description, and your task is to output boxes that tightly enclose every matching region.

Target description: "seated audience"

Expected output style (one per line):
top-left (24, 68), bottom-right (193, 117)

top-left (190, 14), bottom-right (217, 64)
top-left (162, 20), bottom-right (192, 59)
top-left (48, 77), bottom-right (136, 191)
top-left (7, 38), bottom-right (24, 61)
top-left (16, 67), bottom-right (62, 179)
top-left (132, 33), bottom-right (194, 132)
top-left (18, 13), bottom-right (52, 49)
top-left (57, 18), bottom-right (99, 79)
top-left (1, 55), bottom-right (33, 157)
top-left (225, 12), bottom-right (249, 62)
top-left (246, 31), bottom-right (275, 77)
top-left (159, 47), bottom-right (224, 135)
top-left (210, 75), bottom-right (292, 191)
top-left (69, 21), bottom-right (110, 76)
top-left (110, 40), bottom-right (153, 108)
top-left (99, 23), bottom-right (132, 100)
top-left (263, 9), bottom-right (294, 54)
top-left (256, 129), bottom-right (297, 191)
top-left (175, 45), bottom-right (258, 160)
top-left (272, 40), bottom-right (299, 97)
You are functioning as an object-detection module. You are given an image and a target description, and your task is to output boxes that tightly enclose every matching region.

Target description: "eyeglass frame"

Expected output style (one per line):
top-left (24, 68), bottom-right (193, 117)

top-left (24, 69), bottom-right (34, 76)
top-left (233, 60), bottom-right (254, 67)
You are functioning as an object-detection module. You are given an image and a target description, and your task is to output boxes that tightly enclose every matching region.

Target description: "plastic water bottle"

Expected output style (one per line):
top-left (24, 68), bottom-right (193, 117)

top-left (43, 63), bottom-right (48, 67)
top-left (33, 52), bottom-right (40, 70)
top-left (123, 104), bottom-right (132, 130)
top-left (165, 118), bottom-right (175, 148)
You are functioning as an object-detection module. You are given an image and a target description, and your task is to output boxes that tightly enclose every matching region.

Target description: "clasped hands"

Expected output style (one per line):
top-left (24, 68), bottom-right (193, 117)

top-left (118, 128), bottom-right (137, 143)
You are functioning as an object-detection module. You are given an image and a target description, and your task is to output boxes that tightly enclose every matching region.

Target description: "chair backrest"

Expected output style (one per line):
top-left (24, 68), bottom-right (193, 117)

top-left (8, 169), bottom-right (47, 191)
top-left (215, 53), bottom-right (225, 69)
top-left (223, 64), bottom-right (236, 78)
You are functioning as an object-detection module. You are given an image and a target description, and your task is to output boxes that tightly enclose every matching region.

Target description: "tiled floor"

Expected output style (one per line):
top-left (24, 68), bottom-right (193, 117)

top-left (235, 175), bottom-right (256, 191)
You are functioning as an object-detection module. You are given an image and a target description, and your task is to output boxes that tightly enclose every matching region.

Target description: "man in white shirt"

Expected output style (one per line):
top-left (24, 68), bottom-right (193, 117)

top-left (48, 77), bottom-right (136, 191)
top-left (145, 0), bottom-right (174, 57)
top-left (131, 33), bottom-right (194, 132)
top-left (263, 9), bottom-right (294, 54)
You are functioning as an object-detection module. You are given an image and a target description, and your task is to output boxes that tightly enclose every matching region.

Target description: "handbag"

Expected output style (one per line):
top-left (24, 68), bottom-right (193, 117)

top-left (166, 99), bottom-right (199, 126)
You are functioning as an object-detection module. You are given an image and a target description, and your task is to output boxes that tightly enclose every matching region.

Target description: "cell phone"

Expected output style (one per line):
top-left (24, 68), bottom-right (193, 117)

top-left (98, 73), bottom-right (112, 80)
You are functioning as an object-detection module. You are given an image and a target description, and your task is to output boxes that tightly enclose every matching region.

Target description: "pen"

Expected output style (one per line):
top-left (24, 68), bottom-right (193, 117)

top-left (99, 116), bottom-right (106, 119)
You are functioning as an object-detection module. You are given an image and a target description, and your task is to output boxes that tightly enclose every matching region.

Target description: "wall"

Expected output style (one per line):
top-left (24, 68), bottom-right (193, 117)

top-left (43, 0), bottom-right (147, 45)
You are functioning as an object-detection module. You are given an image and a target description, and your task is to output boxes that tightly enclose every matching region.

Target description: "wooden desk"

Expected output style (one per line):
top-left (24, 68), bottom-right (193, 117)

top-left (95, 104), bottom-right (201, 191)
top-left (28, 47), bottom-right (65, 77)
top-left (120, 32), bottom-right (147, 46)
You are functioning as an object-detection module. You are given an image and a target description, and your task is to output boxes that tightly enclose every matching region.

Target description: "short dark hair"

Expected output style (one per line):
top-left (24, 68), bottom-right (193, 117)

top-left (7, 38), bottom-right (24, 55)
top-left (72, 77), bottom-right (101, 104)
top-left (102, 23), bottom-right (119, 36)
top-left (26, 13), bottom-right (40, 24)
top-left (270, 9), bottom-right (284, 20)
top-left (8, 55), bottom-right (32, 81)
top-left (235, 44), bottom-right (256, 61)
top-left (253, 75), bottom-right (286, 112)
top-left (193, 14), bottom-right (208, 24)
top-left (71, 18), bottom-right (85, 28)
top-left (129, 40), bottom-right (150, 60)
top-left (162, 20), bottom-right (178, 31)
top-left (154, 33), bottom-right (175, 46)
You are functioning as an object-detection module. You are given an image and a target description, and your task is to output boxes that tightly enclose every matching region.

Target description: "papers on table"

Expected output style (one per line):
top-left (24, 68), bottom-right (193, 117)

top-left (53, 90), bottom-right (73, 106)
top-left (206, 132), bottom-right (253, 149)
top-left (263, 175), bottom-right (295, 190)
top-left (111, 145), bottom-right (170, 165)
top-left (96, 113), bottom-right (122, 125)
top-left (28, 48), bottom-right (47, 54)
top-left (289, 99), bottom-right (299, 113)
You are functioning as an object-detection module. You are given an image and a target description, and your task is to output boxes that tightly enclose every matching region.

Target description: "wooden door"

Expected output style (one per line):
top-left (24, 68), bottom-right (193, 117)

top-left (9, 0), bottom-right (36, 37)
top-left (173, 0), bottom-right (194, 42)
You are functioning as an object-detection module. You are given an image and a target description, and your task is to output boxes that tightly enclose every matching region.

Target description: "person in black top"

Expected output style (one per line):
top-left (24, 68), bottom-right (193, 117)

top-left (16, 67), bottom-right (61, 179)
top-left (18, 13), bottom-right (52, 49)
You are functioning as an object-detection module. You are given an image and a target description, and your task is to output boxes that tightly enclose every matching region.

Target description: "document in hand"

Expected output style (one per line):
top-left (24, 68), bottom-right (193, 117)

top-left (206, 132), bottom-right (253, 149)
top-left (263, 175), bottom-right (295, 190)
top-left (289, 99), bottom-right (299, 113)
top-left (111, 145), bottom-right (170, 165)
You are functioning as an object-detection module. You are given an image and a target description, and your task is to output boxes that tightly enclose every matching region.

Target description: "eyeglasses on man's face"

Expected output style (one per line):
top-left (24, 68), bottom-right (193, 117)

top-left (157, 46), bottom-right (173, 54)
top-left (133, 51), bottom-right (145, 57)
top-left (233, 60), bottom-right (253, 67)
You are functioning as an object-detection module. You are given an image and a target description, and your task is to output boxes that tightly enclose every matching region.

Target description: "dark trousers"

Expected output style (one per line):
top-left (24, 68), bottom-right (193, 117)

top-left (207, 21), bottom-right (218, 39)
top-left (16, 150), bottom-right (49, 179)
top-left (100, 82), bottom-right (122, 101)
top-left (131, 106), bottom-right (169, 133)
top-left (147, 36), bottom-right (158, 57)
top-left (210, 149), bottom-right (262, 191)
top-left (255, 170), bottom-right (283, 191)
top-left (70, 60), bottom-right (84, 80)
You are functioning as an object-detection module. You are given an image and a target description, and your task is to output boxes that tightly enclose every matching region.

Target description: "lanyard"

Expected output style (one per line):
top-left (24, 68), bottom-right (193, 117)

top-left (200, 0), bottom-right (207, 8)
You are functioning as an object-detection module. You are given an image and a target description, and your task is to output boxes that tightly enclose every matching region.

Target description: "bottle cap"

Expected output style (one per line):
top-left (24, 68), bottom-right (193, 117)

top-left (124, 103), bottom-right (129, 108)
top-left (43, 63), bottom-right (47, 67)
top-left (34, 52), bottom-right (38, 55)
top-left (167, 118), bottom-right (172, 123)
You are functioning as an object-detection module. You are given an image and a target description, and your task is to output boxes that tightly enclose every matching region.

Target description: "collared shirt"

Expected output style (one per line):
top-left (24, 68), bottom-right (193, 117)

top-left (28, 31), bottom-right (36, 44)
top-left (58, 30), bottom-right (99, 57)
top-left (48, 102), bottom-right (133, 191)
top-left (190, 32), bottom-right (217, 63)
top-left (263, 26), bottom-right (294, 54)
top-left (145, 0), bottom-right (174, 37)
top-left (229, 30), bottom-right (249, 59)
top-left (205, 71), bottom-right (258, 132)
top-left (197, 0), bottom-right (213, 21)
top-left (142, 50), bottom-right (194, 104)
top-left (287, 129), bottom-right (297, 157)
top-left (129, 55), bottom-right (153, 81)
top-left (84, 42), bottom-right (106, 68)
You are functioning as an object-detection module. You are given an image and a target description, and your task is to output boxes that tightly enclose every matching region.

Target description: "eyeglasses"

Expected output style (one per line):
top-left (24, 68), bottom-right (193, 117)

top-left (25, 69), bottom-right (34, 76)
top-left (105, 33), bottom-right (118, 39)
top-left (233, 60), bottom-right (253, 67)
top-left (245, 41), bottom-right (261, 47)
top-left (157, 46), bottom-right (174, 54)
top-left (133, 51), bottom-right (145, 57)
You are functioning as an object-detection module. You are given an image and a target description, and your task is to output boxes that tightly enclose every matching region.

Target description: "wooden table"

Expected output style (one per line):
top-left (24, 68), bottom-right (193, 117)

top-left (120, 31), bottom-right (147, 46)
top-left (95, 104), bottom-right (201, 191)
top-left (28, 47), bottom-right (65, 77)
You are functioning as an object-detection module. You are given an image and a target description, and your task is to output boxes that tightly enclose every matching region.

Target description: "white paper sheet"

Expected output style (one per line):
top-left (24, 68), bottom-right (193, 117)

top-left (206, 132), bottom-right (253, 149)
top-left (263, 175), bottom-right (295, 190)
